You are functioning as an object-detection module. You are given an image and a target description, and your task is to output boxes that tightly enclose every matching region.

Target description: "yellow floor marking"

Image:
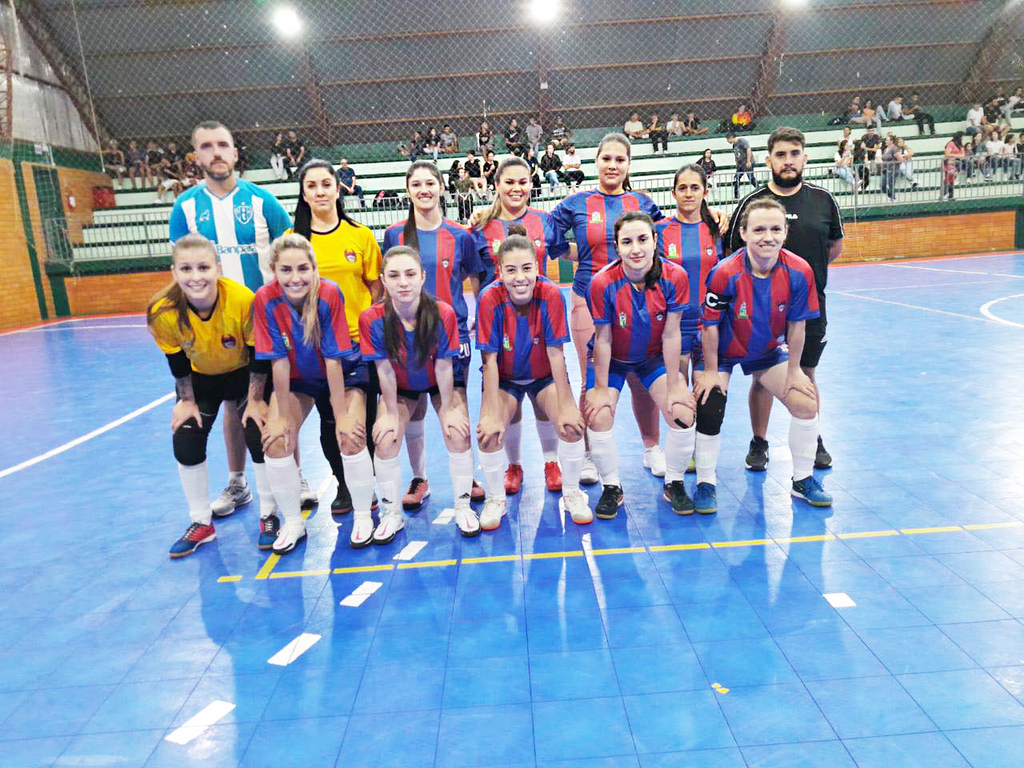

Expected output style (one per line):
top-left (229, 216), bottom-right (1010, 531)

top-left (523, 551), bottom-right (585, 560)
top-left (773, 534), bottom-right (836, 544)
top-left (461, 555), bottom-right (522, 565)
top-left (835, 529), bottom-right (900, 539)
top-left (254, 553), bottom-right (281, 580)
top-left (899, 526), bottom-right (963, 535)
top-left (712, 539), bottom-right (772, 548)
top-left (397, 559), bottom-right (458, 569)
top-left (332, 564), bottom-right (396, 574)
top-left (217, 575), bottom-right (242, 583)
top-left (269, 569), bottom-right (332, 579)
top-left (963, 521), bottom-right (1024, 531)
top-left (591, 547), bottom-right (647, 556)
top-left (648, 543), bottom-right (712, 552)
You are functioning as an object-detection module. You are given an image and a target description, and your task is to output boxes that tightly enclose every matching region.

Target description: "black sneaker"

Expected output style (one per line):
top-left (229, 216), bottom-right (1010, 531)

top-left (814, 436), bottom-right (833, 469)
top-left (595, 485), bottom-right (624, 520)
top-left (663, 481), bottom-right (694, 516)
top-left (331, 484), bottom-right (353, 516)
top-left (745, 437), bottom-right (769, 471)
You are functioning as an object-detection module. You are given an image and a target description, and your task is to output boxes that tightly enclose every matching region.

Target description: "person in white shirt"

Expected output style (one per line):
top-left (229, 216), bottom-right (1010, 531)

top-left (887, 97), bottom-right (908, 122)
top-left (833, 139), bottom-right (858, 190)
top-left (562, 143), bottom-right (584, 188)
top-left (965, 103), bottom-right (985, 137)
top-left (984, 126), bottom-right (1006, 179)
top-left (666, 113), bottom-right (683, 137)
top-left (623, 112), bottom-right (646, 140)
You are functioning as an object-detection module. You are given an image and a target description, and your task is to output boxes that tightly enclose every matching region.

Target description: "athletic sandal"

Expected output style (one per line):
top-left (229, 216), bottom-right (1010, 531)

top-left (211, 479), bottom-right (252, 518)
top-left (663, 480), bottom-right (695, 515)
top-left (480, 497), bottom-right (507, 531)
top-left (331, 484), bottom-right (353, 516)
top-left (258, 514), bottom-right (280, 551)
top-left (298, 471), bottom-right (318, 510)
top-left (169, 522), bottom-right (216, 559)
top-left (693, 483), bottom-right (718, 515)
top-left (562, 489), bottom-right (593, 525)
top-left (454, 504), bottom-right (481, 537)
top-left (544, 461), bottom-right (562, 492)
top-left (504, 464), bottom-right (524, 495)
top-left (580, 454), bottom-right (600, 486)
top-left (791, 476), bottom-right (833, 507)
top-left (350, 513), bottom-right (375, 548)
top-left (595, 485), bottom-right (624, 520)
top-left (272, 521), bottom-right (307, 555)
top-left (373, 510), bottom-right (406, 545)
top-left (402, 477), bottom-right (430, 510)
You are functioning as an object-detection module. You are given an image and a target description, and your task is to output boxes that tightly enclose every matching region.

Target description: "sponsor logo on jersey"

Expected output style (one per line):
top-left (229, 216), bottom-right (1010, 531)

top-left (591, 211), bottom-right (602, 223)
top-left (618, 311), bottom-right (628, 327)
top-left (503, 333), bottom-right (511, 351)
top-left (668, 243), bottom-right (677, 259)
top-left (738, 302), bottom-right (749, 319)
top-left (345, 250), bottom-right (357, 263)
top-left (777, 302), bottom-right (786, 313)
top-left (492, 239), bottom-right (502, 253)
top-left (221, 334), bottom-right (236, 349)
top-left (198, 209), bottom-right (211, 223)
top-left (234, 202), bottom-right (253, 225)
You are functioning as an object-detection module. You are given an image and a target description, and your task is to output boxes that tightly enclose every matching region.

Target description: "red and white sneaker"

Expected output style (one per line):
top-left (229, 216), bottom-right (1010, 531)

top-left (402, 477), bottom-right (430, 510)
top-left (471, 479), bottom-right (486, 503)
top-left (169, 522), bottom-right (216, 559)
top-left (504, 464), bottom-right (523, 495)
top-left (544, 461), bottom-right (562, 492)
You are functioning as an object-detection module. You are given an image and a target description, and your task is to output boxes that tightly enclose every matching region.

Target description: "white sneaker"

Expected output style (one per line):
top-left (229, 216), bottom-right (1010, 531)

top-left (643, 446), bottom-right (667, 478)
top-left (272, 520), bottom-right (306, 555)
top-left (454, 504), bottom-right (481, 538)
top-left (480, 497), bottom-right (507, 531)
top-left (562, 489), bottom-right (593, 525)
top-left (210, 478), bottom-right (253, 518)
top-left (298, 470), bottom-right (318, 510)
top-left (580, 454), bottom-right (600, 486)
top-left (350, 513), bottom-right (375, 549)
top-left (372, 509), bottom-right (406, 545)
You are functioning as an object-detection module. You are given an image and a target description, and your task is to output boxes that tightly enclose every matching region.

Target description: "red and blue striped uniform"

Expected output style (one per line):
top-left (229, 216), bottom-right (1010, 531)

top-left (550, 190), bottom-right (663, 300)
top-left (590, 260), bottom-right (690, 364)
top-left (703, 248), bottom-right (819, 363)
top-left (475, 277), bottom-right (570, 380)
top-left (358, 300), bottom-right (459, 392)
top-left (253, 278), bottom-right (359, 386)
top-left (473, 208), bottom-right (569, 283)
top-left (655, 218), bottom-right (723, 332)
top-left (381, 219), bottom-right (484, 345)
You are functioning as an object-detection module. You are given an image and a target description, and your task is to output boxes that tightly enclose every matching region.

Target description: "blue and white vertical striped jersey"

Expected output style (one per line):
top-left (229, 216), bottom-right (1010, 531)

top-left (168, 179), bottom-right (292, 292)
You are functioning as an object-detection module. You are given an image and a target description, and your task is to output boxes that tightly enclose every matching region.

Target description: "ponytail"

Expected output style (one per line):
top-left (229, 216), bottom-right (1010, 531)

top-left (147, 232), bottom-right (217, 336)
top-left (380, 245), bottom-right (441, 368)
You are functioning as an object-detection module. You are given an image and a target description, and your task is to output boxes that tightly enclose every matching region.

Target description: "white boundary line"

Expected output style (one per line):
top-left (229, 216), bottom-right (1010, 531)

top-left (165, 701), bottom-right (236, 745)
top-left (881, 263), bottom-right (1024, 279)
top-left (0, 392), bottom-right (174, 479)
top-left (20, 324), bottom-right (148, 332)
top-left (840, 279), bottom-right (1006, 293)
top-left (831, 291), bottom-right (996, 324)
top-left (979, 294), bottom-right (1024, 329)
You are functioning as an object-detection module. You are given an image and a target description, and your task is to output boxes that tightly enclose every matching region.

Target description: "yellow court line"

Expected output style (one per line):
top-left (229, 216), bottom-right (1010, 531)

top-left (899, 526), bottom-right (963, 535)
top-left (774, 534), bottom-right (836, 544)
top-left (648, 543), bottom-right (712, 552)
top-left (712, 539), bottom-right (773, 548)
top-left (963, 521), bottom-right (1024, 531)
top-left (217, 575), bottom-right (242, 583)
top-left (254, 553), bottom-right (281, 580)
top-left (523, 551), bottom-right (585, 560)
top-left (332, 564), bottom-right (396, 574)
top-left (269, 569), bottom-right (332, 579)
top-left (835, 529), bottom-right (901, 540)
top-left (591, 547), bottom-right (647, 556)
top-left (461, 555), bottom-right (522, 565)
top-left (397, 559), bottom-right (458, 570)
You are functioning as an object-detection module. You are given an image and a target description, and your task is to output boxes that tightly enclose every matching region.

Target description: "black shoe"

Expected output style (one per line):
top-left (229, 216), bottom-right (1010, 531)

top-left (595, 485), bottom-right (624, 520)
top-left (663, 481), bottom-right (694, 516)
top-left (814, 436), bottom-right (833, 469)
top-left (745, 437), bottom-right (769, 471)
top-left (331, 484), bottom-right (353, 516)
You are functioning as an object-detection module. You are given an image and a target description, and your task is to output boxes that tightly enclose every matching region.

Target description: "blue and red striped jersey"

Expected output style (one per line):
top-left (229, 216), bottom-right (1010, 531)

top-left (550, 190), bottom-right (663, 299)
top-left (473, 208), bottom-right (569, 279)
top-left (590, 259), bottom-right (690, 363)
top-left (702, 248), bottom-right (820, 362)
top-left (253, 278), bottom-right (359, 386)
top-left (655, 218), bottom-right (723, 332)
top-left (359, 299), bottom-right (459, 392)
top-left (381, 218), bottom-right (484, 344)
top-left (475, 277), bottom-right (570, 381)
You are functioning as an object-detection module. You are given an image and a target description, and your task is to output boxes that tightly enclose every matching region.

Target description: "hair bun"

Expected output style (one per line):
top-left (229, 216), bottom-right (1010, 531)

top-left (506, 224), bottom-right (528, 238)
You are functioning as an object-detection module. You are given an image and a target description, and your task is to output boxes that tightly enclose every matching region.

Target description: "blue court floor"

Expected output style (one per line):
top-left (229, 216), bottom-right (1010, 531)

top-left (3, 252), bottom-right (1024, 767)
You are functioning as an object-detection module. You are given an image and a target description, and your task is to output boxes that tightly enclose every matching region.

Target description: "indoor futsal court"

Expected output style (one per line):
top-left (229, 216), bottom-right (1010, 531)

top-left (3, 251), bottom-right (1024, 767)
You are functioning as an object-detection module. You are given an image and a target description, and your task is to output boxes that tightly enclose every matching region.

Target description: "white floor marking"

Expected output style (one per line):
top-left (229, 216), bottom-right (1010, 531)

top-left (0, 392), bottom-right (175, 480)
top-left (23, 324), bottom-right (148, 331)
top-left (393, 540), bottom-right (428, 561)
top-left (832, 291), bottom-right (996, 324)
top-left (339, 581), bottom-right (383, 607)
top-left (881, 263), bottom-right (1024, 279)
top-left (164, 700), bottom-right (236, 745)
top-left (823, 592), bottom-right (857, 609)
top-left (841, 279), bottom-right (1005, 293)
top-left (432, 508), bottom-right (455, 525)
top-left (979, 294), bottom-right (1024, 329)
top-left (267, 632), bottom-right (322, 666)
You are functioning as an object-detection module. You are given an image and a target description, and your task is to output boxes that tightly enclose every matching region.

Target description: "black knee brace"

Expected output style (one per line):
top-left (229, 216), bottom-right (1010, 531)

top-left (243, 417), bottom-right (265, 463)
top-left (696, 387), bottom-right (728, 436)
top-left (172, 418), bottom-right (211, 466)
top-left (317, 411), bottom-right (346, 482)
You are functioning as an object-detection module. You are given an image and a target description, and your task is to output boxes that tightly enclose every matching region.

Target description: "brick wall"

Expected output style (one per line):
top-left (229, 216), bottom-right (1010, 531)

top-left (0, 160), bottom-right (43, 329)
top-left (836, 210), bottom-right (1016, 263)
top-left (64, 271), bottom-right (171, 317)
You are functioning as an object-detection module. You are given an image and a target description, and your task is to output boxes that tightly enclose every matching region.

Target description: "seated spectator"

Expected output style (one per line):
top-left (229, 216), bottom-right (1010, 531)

top-left (269, 132), bottom-right (287, 180)
top-left (886, 96), bottom-right (908, 122)
top-left (861, 126), bottom-right (882, 171)
top-left (409, 130), bottom-right (425, 163)
top-left (983, 125), bottom-right (1006, 179)
top-left (843, 95), bottom-right (863, 123)
top-left (861, 99), bottom-right (883, 130)
top-left (164, 141), bottom-right (184, 176)
top-left (965, 102), bottom-right (985, 137)
top-left (423, 127), bottom-right (441, 161)
top-left (146, 140), bottom-right (165, 177)
top-left (840, 125), bottom-right (853, 147)
top-left (337, 158), bottom-right (364, 208)
top-left (182, 158), bottom-right (201, 190)
top-left (833, 139), bottom-right (858, 190)
top-left (396, 141), bottom-right (409, 157)
top-left (985, 96), bottom-right (1008, 129)
top-left (476, 121), bottom-right (493, 153)
top-left (234, 138), bottom-right (248, 174)
top-left (539, 143), bottom-right (563, 193)
top-left (1010, 133), bottom-right (1024, 180)
top-left (906, 92), bottom-right (936, 135)
top-left (562, 143), bottom-right (584, 188)
top-left (648, 113), bottom-right (668, 153)
top-left (682, 111), bottom-right (708, 136)
top-left (284, 130), bottom-right (306, 179)
top-left (454, 166), bottom-right (474, 223)
top-left (730, 104), bottom-right (755, 132)
top-left (624, 111), bottom-right (647, 140)
top-left (103, 140), bottom-right (126, 187)
top-left (550, 116), bottom-right (571, 148)
top-left (895, 137), bottom-right (917, 188)
top-left (504, 118), bottom-right (525, 156)
top-left (464, 149), bottom-right (486, 198)
top-left (524, 146), bottom-right (542, 191)
top-left (852, 138), bottom-right (870, 189)
top-left (440, 124), bottom-right (459, 154)
top-left (726, 132), bottom-right (756, 197)
top-left (482, 150), bottom-right (498, 189)
top-left (448, 159), bottom-right (461, 195)
top-left (155, 158), bottom-right (183, 204)
top-left (666, 113), bottom-right (683, 137)
top-left (698, 148), bottom-right (717, 200)
top-left (1008, 88), bottom-right (1024, 117)
top-left (526, 117), bottom-right (543, 157)
top-left (126, 140), bottom-right (150, 190)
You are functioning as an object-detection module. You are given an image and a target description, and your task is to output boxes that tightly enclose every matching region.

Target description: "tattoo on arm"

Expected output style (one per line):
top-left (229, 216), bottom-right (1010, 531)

top-left (248, 372), bottom-right (267, 402)
top-left (175, 375), bottom-right (195, 402)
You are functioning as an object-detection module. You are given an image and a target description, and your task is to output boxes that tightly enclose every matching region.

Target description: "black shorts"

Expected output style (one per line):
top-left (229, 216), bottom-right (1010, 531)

top-left (397, 385), bottom-right (440, 402)
top-left (453, 347), bottom-right (470, 389)
top-left (800, 318), bottom-right (827, 369)
top-left (189, 367), bottom-right (269, 418)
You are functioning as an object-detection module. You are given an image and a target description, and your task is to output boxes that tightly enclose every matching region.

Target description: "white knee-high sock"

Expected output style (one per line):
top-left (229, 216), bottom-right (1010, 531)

top-left (536, 419), bottom-right (559, 462)
top-left (178, 461), bottom-right (211, 525)
top-left (558, 437), bottom-right (585, 494)
top-left (251, 462), bottom-right (275, 517)
top-left (790, 415), bottom-right (819, 482)
top-left (479, 447), bottom-right (506, 499)
top-left (405, 419), bottom-right (427, 480)
top-left (505, 420), bottom-right (522, 464)
top-left (587, 428), bottom-right (620, 487)
top-left (695, 433), bottom-right (721, 486)
top-left (449, 449), bottom-right (474, 507)
top-left (374, 454), bottom-right (403, 513)
top-left (265, 455), bottom-right (302, 526)
top-left (664, 424), bottom-right (696, 483)
top-left (342, 448), bottom-right (376, 515)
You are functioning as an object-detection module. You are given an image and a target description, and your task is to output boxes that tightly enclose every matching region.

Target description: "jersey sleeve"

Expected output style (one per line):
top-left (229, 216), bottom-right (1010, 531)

top-left (362, 229), bottom-right (383, 283)
top-left (459, 229), bottom-right (486, 280)
top-left (168, 201), bottom-right (189, 243)
top-left (541, 283), bottom-right (570, 346)
top-left (787, 262), bottom-right (820, 323)
top-left (252, 291), bottom-right (288, 360)
top-left (640, 192), bottom-right (664, 222)
top-left (549, 196), bottom-right (575, 237)
top-left (358, 308), bottom-right (385, 361)
top-left (436, 303), bottom-right (459, 359)
top-left (472, 228), bottom-right (494, 275)
top-left (714, 236), bottom-right (724, 260)
top-left (318, 283), bottom-right (359, 361)
top-left (474, 288), bottom-right (502, 353)
top-left (663, 266), bottom-right (690, 316)
top-left (590, 274), bottom-right (613, 326)
top-left (702, 264), bottom-right (733, 327)
top-left (543, 214), bottom-right (570, 259)
top-left (827, 193), bottom-right (845, 241)
top-left (725, 200), bottom-right (747, 253)
top-left (381, 225), bottom-right (399, 253)
top-left (149, 307), bottom-right (183, 355)
top-left (262, 191), bottom-right (293, 239)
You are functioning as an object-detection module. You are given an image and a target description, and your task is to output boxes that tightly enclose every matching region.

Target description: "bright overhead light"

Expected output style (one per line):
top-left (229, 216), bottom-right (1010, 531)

top-left (780, 0), bottom-right (809, 7)
top-left (528, 0), bottom-right (560, 24)
top-left (271, 6), bottom-right (303, 38)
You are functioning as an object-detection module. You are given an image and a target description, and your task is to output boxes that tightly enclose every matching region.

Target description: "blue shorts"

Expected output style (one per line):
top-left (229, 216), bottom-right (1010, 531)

top-left (291, 360), bottom-right (370, 399)
top-left (694, 348), bottom-right (787, 376)
top-left (681, 330), bottom-right (702, 361)
top-left (453, 345), bottom-right (471, 389)
top-left (586, 356), bottom-right (666, 392)
top-left (497, 375), bottom-right (554, 403)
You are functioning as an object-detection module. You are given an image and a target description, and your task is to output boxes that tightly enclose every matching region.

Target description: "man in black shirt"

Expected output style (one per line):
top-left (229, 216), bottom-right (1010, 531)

top-left (284, 130), bottom-right (306, 179)
top-left (726, 126), bottom-right (844, 471)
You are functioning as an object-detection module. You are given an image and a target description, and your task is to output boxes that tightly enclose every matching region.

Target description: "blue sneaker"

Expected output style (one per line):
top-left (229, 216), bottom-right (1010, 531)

top-left (169, 522), bottom-right (216, 559)
top-left (791, 476), bottom-right (833, 507)
top-left (693, 482), bottom-right (717, 514)
top-left (258, 514), bottom-right (280, 551)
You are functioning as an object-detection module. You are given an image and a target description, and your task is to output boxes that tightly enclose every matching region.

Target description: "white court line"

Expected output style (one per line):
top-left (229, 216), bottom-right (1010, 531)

top-left (979, 294), bottom-right (1024, 329)
top-left (340, 581), bottom-right (383, 607)
top-left (22, 324), bottom-right (148, 331)
top-left (393, 541), bottom-right (428, 561)
top-left (267, 632), bottom-right (322, 666)
top-left (0, 392), bottom-right (174, 479)
top-left (432, 508), bottom-right (455, 525)
top-left (823, 593), bottom-right (857, 609)
top-left (831, 291), bottom-right (996, 324)
top-left (164, 700), bottom-right (236, 745)
top-left (840, 279), bottom-right (1006, 293)
top-left (881, 263), bottom-right (1024, 280)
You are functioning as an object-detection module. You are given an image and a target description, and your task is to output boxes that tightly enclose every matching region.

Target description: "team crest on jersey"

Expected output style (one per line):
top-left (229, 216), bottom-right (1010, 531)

top-left (533, 336), bottom-right (540, 345)
top-left (221, 334), bottom-right (236, 349)
top-left (655, 313), bottom-right (664, 322)
top-left (503, 334), bottom-right (511, 351)
top-left (591, 211), bottom-right (602, 223)
top-left (534, 238), bottom-right (542, 249)
top-left (233, 202), bottom-right (253, 225)
top-left (441, 258), bottom-right (449, 269)
top-left (618, 311), bottom-right (628, 327)
top-left (738, 302), bottom-right (749, 319)
top-left (345, 250), bottom-right (357, 263)
top-left (778, 302), bottom-right (786, 313)
top-left (668, 243), bottom-right (677, 259)
top-left (283, 335), bottom-right (292, 350)
top-left (707, 247), bottom-right (715, 257)
top-left (492, 239), bottom-right (502, 253)
top-left (198, 210), bottom-right (211, 223)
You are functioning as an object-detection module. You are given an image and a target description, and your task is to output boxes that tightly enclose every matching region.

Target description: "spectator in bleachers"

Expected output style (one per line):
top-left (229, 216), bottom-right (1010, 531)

top-left (103, 140), bottom-right (126, 187)
top-left (550, 116), bottom-right (570, 148)
top-left (730, 104), bottom-right (755, 132)
top-left (448, 159), bottom-right (461, 195)
top-left (454, 166), bottom-right (474, 223)
top-left (155, 155), bottom-right (183, 204)
top-left (726, 132), bottom-right (756, 198)
top-left (647, 113), bottom-right (669, 154)
top-left (562, 143), bottom-right (584, 189)
top-left (146, 141), bottom-right (165, 176)
top-left (396, 141), bottom-right (409, 158)
top-left (526, 117), bottom-right (543, 157)
top-left (880, 135), bottom-right (900, 201)
top-left (464, 149), bottom-right (486, 198)
top-left (861, 126), bottom-right (882, 172)
top-left (698, 148), bottom-right (717, 200)
top-left (682, 111), bottom-right (708, 136)
top-left (1010, 133), bottom-right (1023, 180)
top-left (907, 92), bottom-right (936, 135)
top-left (483, 149), bottom-right (498, 190)
top-left (539, 143), bottom-right (563, 193)
top-left (886, 95), bottom-right (908, 123)
top-left (861, 99), bottom-right (883, 130)
top-left (983, 125), bottom-right (1006, 180)
top-left (843, 95), bottom-right (863, 124)
top-left (165, 142), bottom-right (184, 176)
top-left (985, 96), bottom-right (1009, 130)
top-left (524, 145), bottom-right (542, 192)
top-left (284, 130), bottom-right (306, 179)
top-left (623, 112), bottom-right (647, 141)
top-left (337, 158), bottom-right (364, 208)
top-left (840, 125), bottom-right (853, 147)
top-left (424, 128), bottom-right (441, 162)
top-left (408, 130), bottom-right (425, 163)
top-left (944, 131), bottom-right (971, 180)
top-left (851, 138), bottom-right (870, 190)
top-left (505, 118), bottom-right (525, 156)
top-left (965, 102), bottom-right (985, 137)
top-left (440, 124), bottom-right (459, 154)
top-left (833, 139), bottom-right (858, 190)
top-left (477, 121), bottom-right (494, 153)
top-left (126, 139), bottom-right (151, 190)
top-left (941, 156), bottom-right (957, 200)
top-left (667, 113), bottom-right (683, 137)
top-left (895, 137), bottom-right (917, 188)
top-left (269, 132), bottom-right (287, 180)
top-left (1007, 88), bottom-right (1024, 117)
top-left (235, 138), bottom-right (248, 174)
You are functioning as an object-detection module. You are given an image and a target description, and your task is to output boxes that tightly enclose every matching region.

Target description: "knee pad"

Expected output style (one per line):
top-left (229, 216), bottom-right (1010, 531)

top-left (696, 387), bottom-right (727, 436)
top-left (172, 419), bottom-right (210, 466)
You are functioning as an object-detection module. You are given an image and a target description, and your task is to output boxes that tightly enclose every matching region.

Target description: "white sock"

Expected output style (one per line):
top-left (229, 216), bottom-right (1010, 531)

top-left (558, 437), bottom-right (585, 494)
top-left (695, 432), bottom-right (721, 486)
top-left (179, 461), bottom-right (211, 525)
top-left (587, 427), bottom-right (620, 487)
top-left (374, 454), bottom-right (403, 513)
top-left (479, 447), bottom-right (506, 499)
top-left (449, 449), bottom-right (474, 507)
top-left (664, 424), bottom-right (696, 483)
top-left (536, 419), bottom-right (559, 462)
top-left (405, 418), bottom-right (427, 480)
top-left (228, 470), bottom-right (244, 485)
top-left (265, 455), bottom-right (302, 525)
top-left (252, 462), bottom-right (275, 517)
top-left (342, 448), bottom-right (376, 515)
top-left (505, 420), bottom-right (522, 464)
top-left (790, 415), bottom-right (819, 482)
